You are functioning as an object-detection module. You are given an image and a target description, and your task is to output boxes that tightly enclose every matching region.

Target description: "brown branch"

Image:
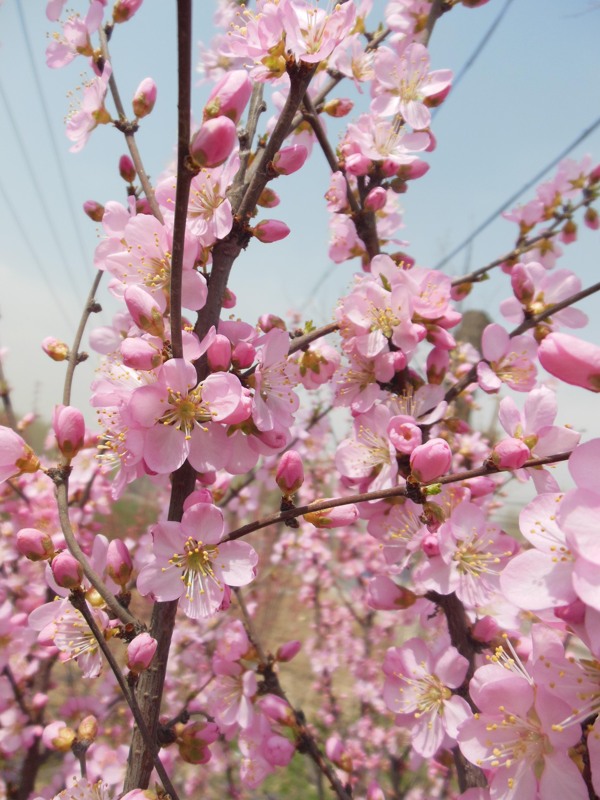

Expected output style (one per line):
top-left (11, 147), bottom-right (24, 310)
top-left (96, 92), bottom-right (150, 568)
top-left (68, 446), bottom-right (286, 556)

top-left (98, 27), bottom-right (163, 222)
top-left (63, 270), bottom-right (103, 407)
top-left (222, 451), bottom-right (571, 543)
top-left (69, 591), bottom-right (180, 800)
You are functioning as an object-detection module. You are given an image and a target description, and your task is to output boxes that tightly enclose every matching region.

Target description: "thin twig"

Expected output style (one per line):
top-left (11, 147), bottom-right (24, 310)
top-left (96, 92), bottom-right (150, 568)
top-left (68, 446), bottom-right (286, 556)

top-left (63, 270), bottom-right (103, 407)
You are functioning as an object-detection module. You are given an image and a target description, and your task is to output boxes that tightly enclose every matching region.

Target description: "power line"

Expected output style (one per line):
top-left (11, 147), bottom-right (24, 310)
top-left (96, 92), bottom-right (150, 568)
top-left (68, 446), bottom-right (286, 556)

top-left (433, 113), bottom-right (600, 271)
top-left (0, 175), bottom-right (76, 329)
top-left (0, 78), bottom-right (87, 297)
top-left (14, 0), bottom-right (93, 278)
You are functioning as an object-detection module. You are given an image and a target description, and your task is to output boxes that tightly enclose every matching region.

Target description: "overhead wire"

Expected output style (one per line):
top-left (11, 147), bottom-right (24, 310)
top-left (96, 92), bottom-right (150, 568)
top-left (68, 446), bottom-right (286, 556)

top-left (433, 113), bottom-right (600, 271)
top-left (0, 175), bottom-right (76, 328)
top-left (14, 0), bottom-right (94, 278)
top-left (0, 78), bottom-right (88, 298)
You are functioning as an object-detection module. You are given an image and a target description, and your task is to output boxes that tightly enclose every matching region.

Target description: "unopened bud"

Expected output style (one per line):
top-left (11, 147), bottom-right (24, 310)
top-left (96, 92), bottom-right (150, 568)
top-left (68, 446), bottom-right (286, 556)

top-left (258, 314), bottom-right (286, 332)
top-left (276, 639), bottom-right (302, 662)
top-left (124, 285), bottom-right (165, 338)
top-left (42, 721), bottom-right (76, 752)
top-left (106, 539), bottom-right (133, 586)
top-left (322, 98), bottom-right (354, 118)
top-left (252, 219), bottom-right (290, 243)
top-left (304, 503), bottom-right (358, 529)
top-left (366, 576), bottom-right (417, 610)
top-left (584, 206), bottom-right (599, 230)
top-left (127, 632), bottom-right (158, 675)
top-left (119, 155), bottom-right (136, 183)
top-left (83, 200), bottom-right (105, 222)
top-left (77, 715), bottom-right (98, 744)
top-left (203, 70), bottom-right (252, 124)
top-left (190, 117), bottom-right (237, 169)
top-left (42, 336), bottom-right (69, 361)
top-left (51, 551), bottom-right (83, 589)
top-left (16, 527), bottom-right (55, 562)
top-left (206, 334), bottom-right (232, 372)
top-left (276, 451), bottom-right (304, 497)
top-left (53, 405), bottom-right (86, 459)
top-left (409, 438), bottom-right (452, 483)
top-left (132, 77), bottom-right (157, 119)
top-left (270, 145), bottom-right (308, 176)
top-left (113, 0), bottom-right (144, 23)
top-left (364, 186), bottom-right (387, 212)
top-left (257, 187), bottom-right (280, 208)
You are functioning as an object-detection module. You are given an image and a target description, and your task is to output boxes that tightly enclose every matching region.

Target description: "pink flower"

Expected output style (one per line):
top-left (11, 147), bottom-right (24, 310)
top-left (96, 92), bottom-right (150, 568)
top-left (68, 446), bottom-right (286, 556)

top-left (280, 0), bottom-right (356, 64)
top-left (136, 502), bottom-right (258, 619)
top-left (383, 637), bottom-right (471, 757)
top-left (66, 63), bottom-right (112, 153)
top-left (538, 332), bottom-right (600, 392)
top-left (476, 324), bottom-right (537, 393)
top-left (372, 44), bottom-right (453, 129)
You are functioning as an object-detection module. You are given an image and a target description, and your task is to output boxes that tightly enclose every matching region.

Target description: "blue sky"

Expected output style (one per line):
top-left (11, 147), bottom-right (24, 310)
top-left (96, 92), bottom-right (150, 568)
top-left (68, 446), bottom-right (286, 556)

top-left (0, 0), bottom-right (599, 432)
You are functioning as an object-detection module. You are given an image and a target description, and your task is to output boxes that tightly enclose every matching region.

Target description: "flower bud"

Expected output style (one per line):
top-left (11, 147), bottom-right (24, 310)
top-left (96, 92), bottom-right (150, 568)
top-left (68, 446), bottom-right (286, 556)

top-left (538, 332), bottom-right (600, 392)
top-left (257, 187), bottom-right (280, 208)
top-left (77, 715), bottom-right (98, 744)
top-left (124, 285), bottom-right (165, 338)
top-left (206, 334), bottom-right (232, 372)
top-left (364, 186), bottom-right (387, 212)
top-left (265, 734), bottom-right (295, 766)
top-left (0, 427), bottom-right (40, 483)
top-left (584, 206), bottom-right (599, 230)
top-left (276, 450), bottom-right (304, 497)
top-left (178, 721), bottom-right (219, 764)
top-left (222, 287), bottom-right (237, 308)
top-left (490, 437), bottom-right (530, 470)
top-left (326, 735), bottom-right (352, 772)
top-left (252, 219), bottom-right (290, 243)
top-left (42, 721), bottom-right (76, 752)
top-left (121, 791), bottom-right (158, 800)
top-left (53, 405), bottom-right (86, 459)
top-left (120, 337), bottom-right (163, 371)
top-left (190, 117), bottom-right (237, 169)
top-left (16, 527), bottom-right (55, 562)
top-left (471, 615), bottom-right (500, 643)
top-left (260, 694), bottom-right (295, 726)
top-left (127, 632), bottom-right (158, 675)
top-left (322, 97), bottom-right (354, 117)
top-left (106, 539), bottom-right (133, 586)
top-left (132, 77), bottom-right (157, 119)
top-left (554, 599), bottom-right (586, 625)
top-left (304, 503), bottom-right (358, 529)
top-left (276, 639), bottom-right (302, 662)
top-left (387, 416), bottom-right (422, 455)
top-left (51, 551), bottom-right (83, 589)
top-left (113, 0), bottom-right (143, 23)
top-left (258, 314), bottom-right (286, 332)
top-left (560, 218), bottom-right (577, 244)
top-left (42, 336), bottom-right (69, 361)
top-left (203, 70), bottom-right (252, 124)
top-left (271, 145), bottom-right (308, 176)
top-left (83, 200), bottom-right (105, 222)
top-left (366, 576), bottom-right (416, 611)
top-left (231, 340), bottom-right (255, 369)
top-left (426, 347), bottom-right (449, 385)
top-left (119, 155), bottom-right (136, 183)
top-left (409, 438), bottom-right (452, 482)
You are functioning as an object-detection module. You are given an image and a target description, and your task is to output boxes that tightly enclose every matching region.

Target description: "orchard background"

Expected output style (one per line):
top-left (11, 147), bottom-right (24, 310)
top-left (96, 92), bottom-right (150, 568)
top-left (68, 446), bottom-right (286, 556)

top-left (0, 1), bottom-right (600, 799)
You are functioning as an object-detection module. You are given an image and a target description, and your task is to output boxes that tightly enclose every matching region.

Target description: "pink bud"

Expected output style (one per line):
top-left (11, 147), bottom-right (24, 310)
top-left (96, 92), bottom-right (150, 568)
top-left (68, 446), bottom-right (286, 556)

top-left (271, 145), bottom-right (308, 176)
top-left (257, 187), bottom-right (281, 208)
top-left (554, 599), bottom-right (586, 625)
top-left (471, 615), bottom-right (500, 643)
top-left (113, 0), bottom-right (143, 23)
top-left (121, 791), bottom-right (158, 800)
top-left (426, 347), bottom-right (449, 384)
top-left (252, 219), bottom-right (290, 243)
top-left (258, 314), bottom-right (286, 332)
top-left (276, 450), bottom-right (304, 496)
top-left (51, 551), bottom-right (83, 589)
top-left (326, 735), bottom-right (352, 771)
top-left (584, 207), bottom-right (599, 230)
top-left (422, 532), bottom-right (441, 557)
top-left (52, 405), bottom-right (85, 459)
top-left (364, 186), bottom-right (387, 212)
top-left (538, 332), bottom-right (600, 392)
top-left (17, 527), bottom-right (55, 561)
top-left (106, 539), bottom-right (133, 586)
top-left (132, 77), bottom-right (157, 119)
top-left (206, 334), bottom-right (232, 372)
top-left (395, 159), bottom-right (430, 181)
top-left (83, 200), bottom-right (105, 222)
top-left (42, 721), bottom-right (75, 752)
top-left (203, 70), bottom-right (252, 124)
top-left (559, 219), bottom-right (577, 244)
top-left (119, 155), bottom-right (136, 182)
top-left (120, 337), bottom-right (163, 371)
top-left (127, 632), bottom-right (158, 675)
top-left (490, 437), bottom-right (530, 470)
top-left (190, 117), bottom-right (237, 169)
top-left (367, 783), bottom-right (386, 800)
top-left (345, 152), bottom-right (371, 176)
top-left (42, 336), bottom-right (69, 361)
top-left (276, 639), bottom-right (302, 662)
top-left (0, 426), bottom-right (40, 482)
top-left (77, 715), bottom-right (98, 743)
top-left (264, 734), bottom-right (295, 766)
top-left (231, 340), bottom-right (255, 369)
top-left (409, 438), bottom-right (452, 483)
top-left (510, 263), bottom-right (535, 304)
top-left (322, 97), bottom-right (354, 118)
top-left (260, 694), bottom-right (295, 726)
top-left (304, 503), bottom-right (358, 529)
top-left (222, 287), bottom-right (237, 308)
top-left (366, 576), bottom-right (416, 611)
top-left (124, 285), bottom-right (165, 338)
